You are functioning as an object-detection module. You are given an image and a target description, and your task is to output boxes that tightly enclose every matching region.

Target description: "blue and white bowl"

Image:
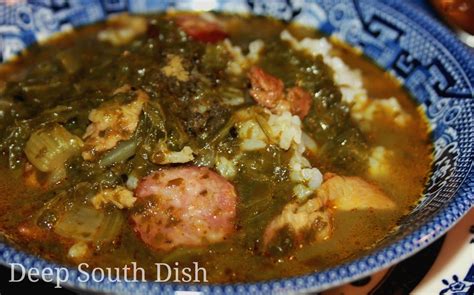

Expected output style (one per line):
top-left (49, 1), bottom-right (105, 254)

top-left (0, 0), bottom-right (473, 293)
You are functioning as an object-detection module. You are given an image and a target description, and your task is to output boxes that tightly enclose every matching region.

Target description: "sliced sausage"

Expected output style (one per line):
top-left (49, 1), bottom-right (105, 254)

top-left (131, 166), bottom-right (237, 251)
top-left (287, 86), bottom-right (312, 119)
top-left (248, 66), bottom-right (313, 119)
top-left (174, 14), bottom-right (228, 43)
top-left (248, 66), bottom-right (285, 109)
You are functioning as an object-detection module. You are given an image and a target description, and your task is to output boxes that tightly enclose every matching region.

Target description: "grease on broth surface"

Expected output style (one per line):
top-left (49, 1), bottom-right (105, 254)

top-left (0, 12), bottom-right (432, 283)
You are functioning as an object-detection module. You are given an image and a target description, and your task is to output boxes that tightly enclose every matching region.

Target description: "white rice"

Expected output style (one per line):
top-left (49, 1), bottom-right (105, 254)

top-left (126, 174), bottom-right (139, 190)
top-left (216, 156), bottom-right (237, 179)
top-left (268, 111), bottom-right (302, 151)
top-left (224, 39), bottom-right (264, 75)
top-left (281, 30), bottom-right (365, 105)
top-left (368, 146), bottom-right (393, 179)
top-left (235, 109), bottom-right (322, 199)
top-left (289, 148), bottom-right (323, 199)
top-left (281, 30), bottom-right (411, 128)
top-left (353, 97), bottom-right (411, 128)
top-left (237, 110), bottom-right (303, 152)
top-left (155, 146), bottom-right (195, 164)
top-left (240, 139), bottom-right (267, 151)
top-left (223, 96), bottom-right (245, 106)
top-left (238, 119), bottom-right (268, 151)
top-left (293, 183), bottom-right (314, 199)
top-left (302, 131), bottom-right (318, 153)
top-left (248, 40), bottom-right (265, 62)
top-left (98, 15), bottom-right (147, 46)
top-left (68, 241), bottom-right (89, 259)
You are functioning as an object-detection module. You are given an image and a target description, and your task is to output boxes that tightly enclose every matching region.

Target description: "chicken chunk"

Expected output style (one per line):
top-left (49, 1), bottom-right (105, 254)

top-left (131, 167), bottom-right (237, 251)
top-left (263, 197), bottom-right (333, 249)
top-left (161, 54), bottom-right (189, 82)
top-left (82, 87), bottom-right (149, 160)
top-left (263, 173), bottom-right (395, 249)
top-left (317, 173), bottom-right (396, 211)
top-left (91, 186), bottom-right (136, 210)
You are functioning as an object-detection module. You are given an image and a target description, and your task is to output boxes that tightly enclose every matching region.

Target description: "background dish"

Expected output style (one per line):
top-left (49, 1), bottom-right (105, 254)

top-left (0, 0), bottom-right (472, 293)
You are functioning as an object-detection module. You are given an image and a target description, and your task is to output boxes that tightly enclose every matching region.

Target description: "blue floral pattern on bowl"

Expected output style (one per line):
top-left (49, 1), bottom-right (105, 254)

top-left (0, 0), bottom-right (472, 293)
top-left (441, 274), bottom-right (474, 295)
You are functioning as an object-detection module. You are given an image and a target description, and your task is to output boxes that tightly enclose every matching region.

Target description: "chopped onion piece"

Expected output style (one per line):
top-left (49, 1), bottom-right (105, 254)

top-left (54, 206), bottom-right (124, 243)
top-left (24, 124), bottom-right (83, 181)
